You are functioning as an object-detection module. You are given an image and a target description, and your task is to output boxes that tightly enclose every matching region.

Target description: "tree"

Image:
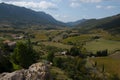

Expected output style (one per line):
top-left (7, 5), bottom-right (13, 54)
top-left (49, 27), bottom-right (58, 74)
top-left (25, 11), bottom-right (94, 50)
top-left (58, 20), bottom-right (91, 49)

top-left (46, 52), bottom-right (54, 62)
top-left (53, 57), bottom-right (62, 67)
top-left (0, 43), bottom-right (10, 55)
top-left (0, 54), bottom-right (13, 73)
top-left (70, 46), bottom-right (80, 56)
top-left (11, 39), bottom-right (39, 68)
top-left (96, 49), bottom-right (108, 57)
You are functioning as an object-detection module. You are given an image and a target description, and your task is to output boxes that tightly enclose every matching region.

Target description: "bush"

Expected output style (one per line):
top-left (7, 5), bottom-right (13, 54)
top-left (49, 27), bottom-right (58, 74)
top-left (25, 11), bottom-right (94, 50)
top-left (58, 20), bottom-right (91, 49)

top-left (70, 46), bottom-right (80, 56)
top-left (11, 39), bottom-right (39, 68)
top-left (96, 49), bottom-right (108, 57)
top-left (46, 52), bottom-right (54, 62)
top-left (0, 43), bottom-right (11, 55)
top-left (53, 57), bottom-right (62, 67)
top-left (69, 46), bottom-right (87, 58)
top-left (0, 55), bottom-right (13, 73)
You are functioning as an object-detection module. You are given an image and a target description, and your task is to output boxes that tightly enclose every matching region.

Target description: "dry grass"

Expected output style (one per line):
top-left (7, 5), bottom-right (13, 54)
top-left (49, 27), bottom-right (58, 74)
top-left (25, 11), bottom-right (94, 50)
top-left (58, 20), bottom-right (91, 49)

top-left (50, 66), bottom-right (70, 80)
top-left (91, 57), bottom-right (120, 76)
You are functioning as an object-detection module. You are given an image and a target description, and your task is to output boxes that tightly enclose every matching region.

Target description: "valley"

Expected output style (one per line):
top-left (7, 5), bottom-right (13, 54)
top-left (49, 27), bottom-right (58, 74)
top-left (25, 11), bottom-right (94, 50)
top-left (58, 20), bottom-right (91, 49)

top-left (0, 2), bottom-right (120, 80)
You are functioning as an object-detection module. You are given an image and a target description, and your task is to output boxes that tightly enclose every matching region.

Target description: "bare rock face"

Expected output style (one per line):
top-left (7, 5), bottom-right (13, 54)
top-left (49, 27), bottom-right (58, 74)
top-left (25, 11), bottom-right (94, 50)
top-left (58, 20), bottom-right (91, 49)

top-left (0, 62), bottom-right (51, 80)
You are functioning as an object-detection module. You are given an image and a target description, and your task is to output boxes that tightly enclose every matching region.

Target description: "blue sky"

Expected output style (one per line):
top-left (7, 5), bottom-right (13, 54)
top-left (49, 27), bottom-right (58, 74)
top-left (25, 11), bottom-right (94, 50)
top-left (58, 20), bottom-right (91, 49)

top-left (0, 0), bottom-right (120, 22)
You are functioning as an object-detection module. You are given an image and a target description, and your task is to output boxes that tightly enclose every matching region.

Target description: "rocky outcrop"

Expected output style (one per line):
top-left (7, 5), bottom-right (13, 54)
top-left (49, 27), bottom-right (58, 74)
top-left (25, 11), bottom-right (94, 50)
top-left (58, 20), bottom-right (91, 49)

top-left (0, 62), bottom-right (51, 80)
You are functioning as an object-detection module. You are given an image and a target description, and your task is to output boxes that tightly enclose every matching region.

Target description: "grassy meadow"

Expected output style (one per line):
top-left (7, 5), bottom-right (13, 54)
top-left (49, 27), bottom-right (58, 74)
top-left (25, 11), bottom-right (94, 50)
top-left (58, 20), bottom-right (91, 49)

top-left (91, 56), bottom-right (120, 76)
top-left (42, 42), bottom-right (72, 49)
top-left (62, 34), bottom-right (93, 44)
top-left (85, 38), bottom-right (120, 54)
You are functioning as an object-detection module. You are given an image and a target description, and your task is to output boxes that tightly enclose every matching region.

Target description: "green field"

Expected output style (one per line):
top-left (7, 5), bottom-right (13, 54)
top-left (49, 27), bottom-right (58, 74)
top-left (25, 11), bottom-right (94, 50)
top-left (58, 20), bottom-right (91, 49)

top-left (47, 30), bottom-right (63, 37)
top-left (85, 39), bottom-right (120, 54)
top-left (62, 34), bottom-right (93, 44)
top-left (42, 42), bottom-right (72, 49)
top-left (34, 31), bottom-right (48, 41)
top-left (91, 57), bottom-right (120, 77)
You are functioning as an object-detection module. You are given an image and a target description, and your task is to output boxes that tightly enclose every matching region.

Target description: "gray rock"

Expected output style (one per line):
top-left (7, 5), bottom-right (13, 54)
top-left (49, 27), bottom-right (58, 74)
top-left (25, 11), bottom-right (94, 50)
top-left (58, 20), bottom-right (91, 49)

top-left (0, 62), bottom-right (51, 80)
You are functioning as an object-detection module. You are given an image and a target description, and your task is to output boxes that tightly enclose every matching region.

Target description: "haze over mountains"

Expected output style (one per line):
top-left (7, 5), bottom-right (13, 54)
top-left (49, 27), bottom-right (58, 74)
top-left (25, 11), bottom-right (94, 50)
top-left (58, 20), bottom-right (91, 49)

top-left (66, 19), bottom-right (87, 27)
top-left (0, 2), bottom-right (120, 33)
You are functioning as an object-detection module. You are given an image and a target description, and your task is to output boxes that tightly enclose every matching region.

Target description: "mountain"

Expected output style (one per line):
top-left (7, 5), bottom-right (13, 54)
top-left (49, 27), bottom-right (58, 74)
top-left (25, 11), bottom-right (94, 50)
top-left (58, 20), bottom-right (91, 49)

top-left (0, 3), bottom-right (65, 28)
top-left (66, 19), bottom-right (87, 27)
top-left (75, 14), bottom-right (120, 34)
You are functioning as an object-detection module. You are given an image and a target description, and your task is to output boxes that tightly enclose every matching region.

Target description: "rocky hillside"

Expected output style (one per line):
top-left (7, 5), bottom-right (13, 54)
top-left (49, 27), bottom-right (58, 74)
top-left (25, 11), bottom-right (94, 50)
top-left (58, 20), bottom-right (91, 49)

top-left (0, 62), bottom-right (51, 80)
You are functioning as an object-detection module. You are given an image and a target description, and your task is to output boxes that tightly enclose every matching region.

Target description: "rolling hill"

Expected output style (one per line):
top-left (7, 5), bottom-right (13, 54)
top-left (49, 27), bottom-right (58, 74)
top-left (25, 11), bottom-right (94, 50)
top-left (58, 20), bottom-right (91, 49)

top-left (0, 3), bottom-right (65, 28)
top-left (75, 14), bottom-right (120, 34)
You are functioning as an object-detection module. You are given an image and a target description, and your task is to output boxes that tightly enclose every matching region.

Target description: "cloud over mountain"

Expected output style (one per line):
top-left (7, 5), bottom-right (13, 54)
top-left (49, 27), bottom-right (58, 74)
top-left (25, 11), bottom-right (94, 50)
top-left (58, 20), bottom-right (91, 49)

top-left (0, 0), bottom-right (57, 10)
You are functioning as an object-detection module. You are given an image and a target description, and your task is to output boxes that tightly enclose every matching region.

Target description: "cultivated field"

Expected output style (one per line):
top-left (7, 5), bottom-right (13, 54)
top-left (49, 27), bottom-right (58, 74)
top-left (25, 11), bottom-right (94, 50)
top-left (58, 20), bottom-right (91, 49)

top-left (85, 38), bottom-right (120, 54)
top-left (42, 42), bottom-right (72, 49)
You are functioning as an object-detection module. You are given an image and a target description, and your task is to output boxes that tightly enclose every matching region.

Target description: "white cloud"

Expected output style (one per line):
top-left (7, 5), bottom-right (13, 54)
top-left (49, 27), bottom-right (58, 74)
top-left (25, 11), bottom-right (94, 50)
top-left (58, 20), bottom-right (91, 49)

top-left (96, 5), bottom-right (102, 8)
top-left (54, 14), bottom-right (69, 19)
top-left (1, 0), bottom-right (21, 1)
top-left (5, 1), bottom-right (57, 10)
top-left (79, 0), bottom-right (102, 3)
top-left (70, 2), bottom-right (80, 8)
top-left (70, 0), bottom-right (102, 3)
top-left (70, 0), bottom-right (102, 8)
top-left (51, 0), bottom-right (62, 2)
top-left (38, 1), bottom-right (57, 9)
top-left (106, 6), bottom-right (115, 9)
top-left (96, 5), bottom-right (115, 10)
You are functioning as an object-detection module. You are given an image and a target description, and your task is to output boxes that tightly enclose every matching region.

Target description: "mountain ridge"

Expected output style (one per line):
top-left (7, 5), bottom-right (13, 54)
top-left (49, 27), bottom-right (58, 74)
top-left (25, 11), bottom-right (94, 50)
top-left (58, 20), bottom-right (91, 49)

top-left (0, 3), bottom-right (66, 28)
top-left (0, 2), bottom-right (120, 31)
top-left (75, 14), bottom-right (120, 34)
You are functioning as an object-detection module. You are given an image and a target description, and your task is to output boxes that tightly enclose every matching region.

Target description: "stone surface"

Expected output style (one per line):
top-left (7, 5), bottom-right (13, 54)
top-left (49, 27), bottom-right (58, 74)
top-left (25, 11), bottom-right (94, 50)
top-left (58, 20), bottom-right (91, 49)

top-left (0, 62), bottom-right (51, 80)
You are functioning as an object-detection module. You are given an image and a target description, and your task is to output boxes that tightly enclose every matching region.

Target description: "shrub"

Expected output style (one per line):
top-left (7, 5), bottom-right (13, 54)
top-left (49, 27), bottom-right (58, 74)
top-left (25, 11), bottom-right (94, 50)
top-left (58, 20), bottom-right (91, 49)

top-left (53, 57), bottom-right (62, 67)
top-left (0, 55), bottom-right (13, 73)
top-left (11, 39), bottom-right (39, 68)
top-left (46, 51), bottom-right (54, 62)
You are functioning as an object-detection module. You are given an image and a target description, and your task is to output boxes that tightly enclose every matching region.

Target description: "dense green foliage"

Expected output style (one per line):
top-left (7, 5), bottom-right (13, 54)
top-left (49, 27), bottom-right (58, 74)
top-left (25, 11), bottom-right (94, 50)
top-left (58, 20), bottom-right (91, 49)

top-left (46, 52), bottom-right (54, 62)
top-left (0, 43), bottom-right (10, 54)
top-left (68, 46), bottom-right (87, 58)
top-left (0, 55), bottom-right (13, 73)
top-left (11, 39), bottom-right (39, 68)
top-left (52, 57), bottom-right (92, 80)
top-left (53, 57), bottom-right (62, 67)
top-left (70, 46), bottom-right (80, 56)
top-left (96, 49), bottom-right (108, 57)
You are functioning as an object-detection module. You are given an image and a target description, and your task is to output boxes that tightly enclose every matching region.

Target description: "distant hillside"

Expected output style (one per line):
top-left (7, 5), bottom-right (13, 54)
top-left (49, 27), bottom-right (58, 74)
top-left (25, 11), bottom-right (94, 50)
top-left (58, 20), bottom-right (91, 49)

top-left (75, 14), bottom-right (120, 34)
top-left (0, 3), bottom-right (65, 28)
top-left (66, 19), bottom-right (87, 27)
